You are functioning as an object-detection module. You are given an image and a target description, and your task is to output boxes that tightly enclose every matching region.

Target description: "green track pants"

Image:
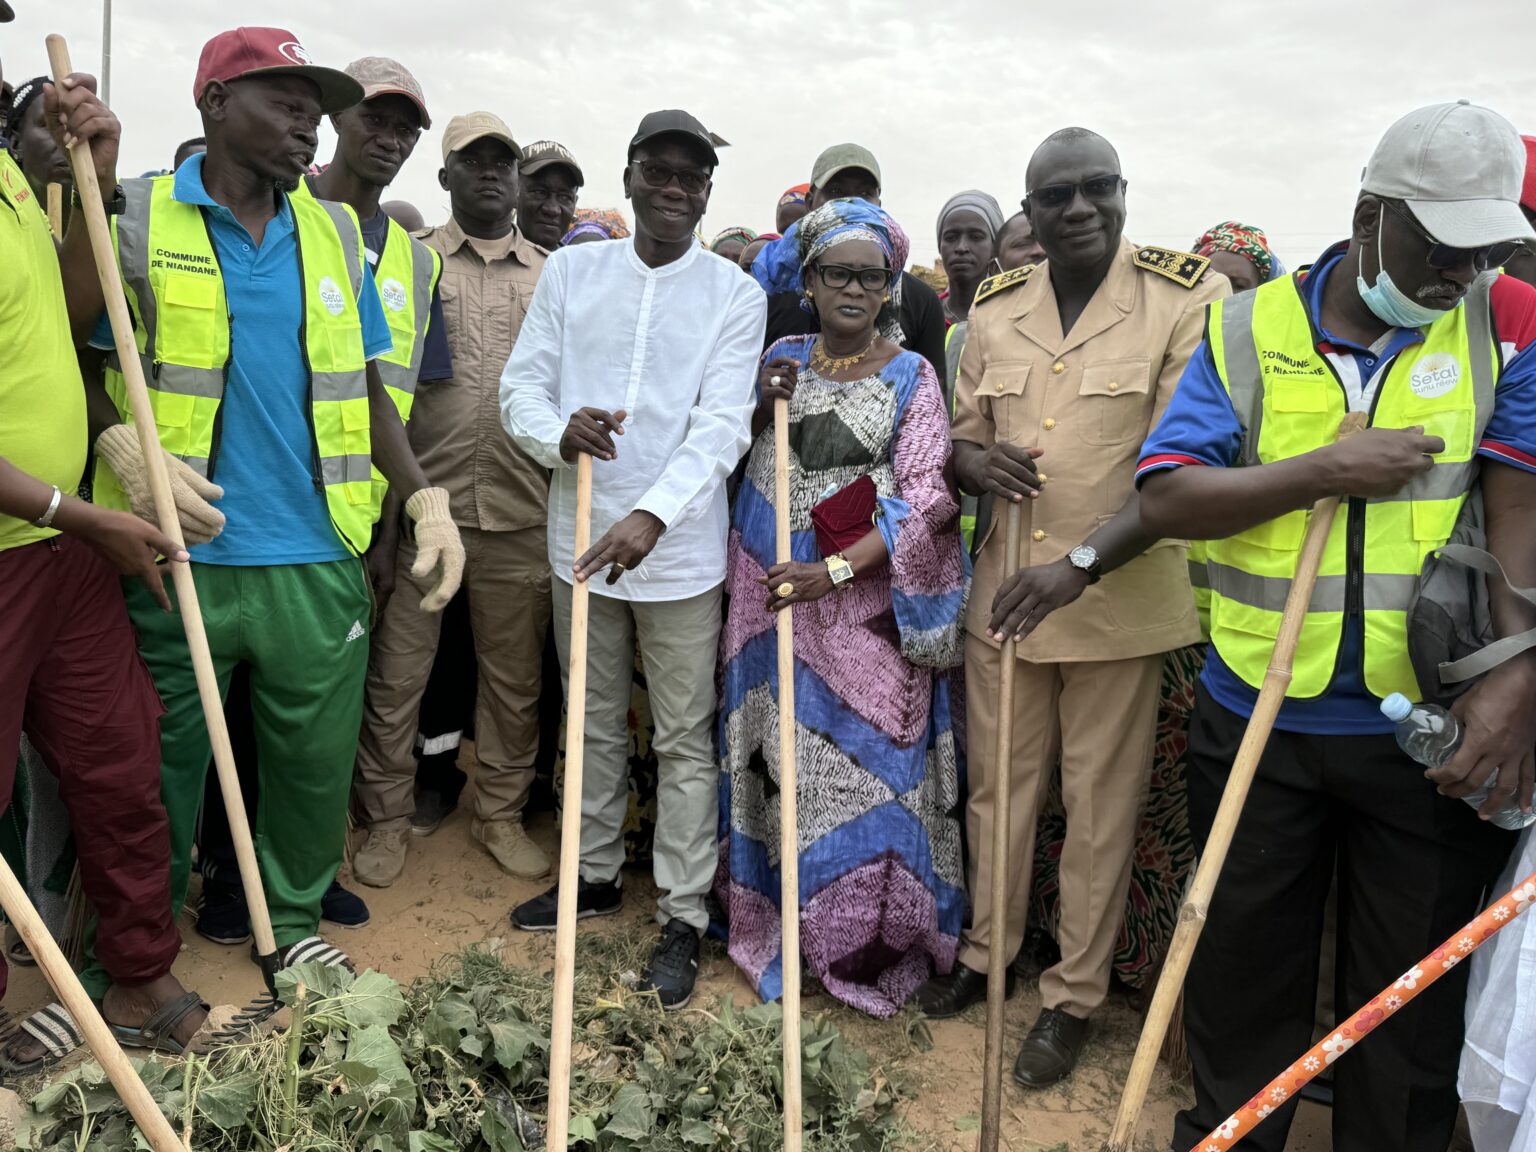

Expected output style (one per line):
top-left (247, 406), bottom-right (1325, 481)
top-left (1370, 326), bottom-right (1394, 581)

top-left (127, 560), bottom-right (370, 952)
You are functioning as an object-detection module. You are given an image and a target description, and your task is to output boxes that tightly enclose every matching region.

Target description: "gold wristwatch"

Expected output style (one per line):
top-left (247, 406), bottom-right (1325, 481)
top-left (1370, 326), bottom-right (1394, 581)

top-left (826, 553), bottom-right (855, 589)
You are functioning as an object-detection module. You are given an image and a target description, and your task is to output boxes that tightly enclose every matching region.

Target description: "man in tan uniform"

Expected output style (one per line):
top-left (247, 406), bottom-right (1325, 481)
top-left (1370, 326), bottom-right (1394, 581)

top-left (353, 112), bottom-right (556, 885)
top-left (914, 128), bottom-right (1228, 1087)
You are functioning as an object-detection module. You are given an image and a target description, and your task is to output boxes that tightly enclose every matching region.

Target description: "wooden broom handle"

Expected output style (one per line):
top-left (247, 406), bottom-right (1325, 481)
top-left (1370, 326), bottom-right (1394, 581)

top-left (547, 451), bottom-right (593, 1152)
top-left (774, 396), bottom-right (804, 1151)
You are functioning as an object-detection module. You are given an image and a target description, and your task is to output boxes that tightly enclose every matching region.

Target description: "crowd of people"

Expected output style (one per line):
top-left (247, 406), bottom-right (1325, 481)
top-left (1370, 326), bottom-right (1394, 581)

top-left (5, 11), bottom-right (1536, 1151)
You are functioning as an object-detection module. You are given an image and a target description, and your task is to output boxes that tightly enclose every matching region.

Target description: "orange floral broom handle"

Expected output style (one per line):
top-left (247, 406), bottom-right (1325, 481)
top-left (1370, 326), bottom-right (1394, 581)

top-left (1190, 868), bottom-right (1536, 1152)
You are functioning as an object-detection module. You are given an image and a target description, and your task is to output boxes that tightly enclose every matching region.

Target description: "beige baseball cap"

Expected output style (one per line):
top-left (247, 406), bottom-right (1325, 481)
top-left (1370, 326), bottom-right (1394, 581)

top-left (1362, 100), bottom-right (1536, 248)
top-left (344, 57), bottom-right (430, 129)
top-left (441, 111), bottom-right (522, 164)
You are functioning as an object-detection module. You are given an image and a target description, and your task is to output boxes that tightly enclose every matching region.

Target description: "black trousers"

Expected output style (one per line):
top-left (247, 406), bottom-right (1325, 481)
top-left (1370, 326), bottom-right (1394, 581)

top-left (1173, 684), bottom-right (1516, 1152)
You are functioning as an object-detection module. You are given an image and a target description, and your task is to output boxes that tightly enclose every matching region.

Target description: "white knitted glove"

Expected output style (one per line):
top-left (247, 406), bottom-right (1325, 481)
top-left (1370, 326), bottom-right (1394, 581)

top-left (405, 487), bottom-right (464, 612)
top-left (94, 423), bottom-right (226, 545)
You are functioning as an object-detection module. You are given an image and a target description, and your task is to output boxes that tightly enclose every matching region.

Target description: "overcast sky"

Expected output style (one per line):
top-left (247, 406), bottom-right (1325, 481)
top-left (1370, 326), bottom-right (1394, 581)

top-left (8, 0), bottom-right (1532, 266)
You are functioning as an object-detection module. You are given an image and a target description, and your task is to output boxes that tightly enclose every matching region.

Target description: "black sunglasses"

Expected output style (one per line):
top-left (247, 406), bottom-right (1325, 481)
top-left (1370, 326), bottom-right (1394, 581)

top-left (1023, 174), bottom-right (1125, 211)
top-left (814, 264), bottom-right (892, 292)
top-left (631, 160), bottom-right (710, 195)
top-left (1381, 199), bottom-right (1521, 274)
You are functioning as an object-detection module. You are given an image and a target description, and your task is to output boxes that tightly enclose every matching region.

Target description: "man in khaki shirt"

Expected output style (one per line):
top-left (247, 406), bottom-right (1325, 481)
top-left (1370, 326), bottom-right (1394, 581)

top-left (914, 128), bottom-right (1228, 1086)
top-left (354, 112), bottom-right (560, 886)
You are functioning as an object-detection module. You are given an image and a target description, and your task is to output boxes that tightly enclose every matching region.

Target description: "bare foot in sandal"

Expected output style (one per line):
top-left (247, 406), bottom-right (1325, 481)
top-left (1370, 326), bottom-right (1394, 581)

top-left (101, 974), bottom-right (208, 1054)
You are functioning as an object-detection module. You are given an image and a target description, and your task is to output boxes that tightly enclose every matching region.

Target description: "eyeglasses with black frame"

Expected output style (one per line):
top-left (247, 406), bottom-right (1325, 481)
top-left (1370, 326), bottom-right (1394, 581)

top-left (630, 160), bottom-right (711, 195)
top-left (1381, 199), bottom-right (1522, 274)
top-left (813, 263), bottom-right (893, 292)
top-left (1023, 174), bottom-right (1125, 211)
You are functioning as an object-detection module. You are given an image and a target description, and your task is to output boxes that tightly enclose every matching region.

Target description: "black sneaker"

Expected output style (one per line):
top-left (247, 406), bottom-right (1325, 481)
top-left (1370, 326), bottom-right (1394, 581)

top-left (510, 878), bottom-right (623, 932)
top-left (320, 881), bottom-right (370, 929)
top-left (411, 787), bottom-right (458, 837)
top-left (639, 921), bottom-right (700, 1010)
top-left (195, 881), bottom-right (251, 946)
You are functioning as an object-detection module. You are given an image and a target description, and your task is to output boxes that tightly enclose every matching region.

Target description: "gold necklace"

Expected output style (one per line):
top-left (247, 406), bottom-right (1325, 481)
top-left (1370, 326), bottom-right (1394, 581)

top-left (810, 334), bottom-right (877, 373)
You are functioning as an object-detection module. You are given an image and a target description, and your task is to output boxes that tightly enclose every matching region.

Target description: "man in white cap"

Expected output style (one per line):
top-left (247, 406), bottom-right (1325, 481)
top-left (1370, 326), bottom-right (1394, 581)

top-left (353, 111), bottom-right (555, 887)
top-left (1137, 101), bottom-right (1536, 1151)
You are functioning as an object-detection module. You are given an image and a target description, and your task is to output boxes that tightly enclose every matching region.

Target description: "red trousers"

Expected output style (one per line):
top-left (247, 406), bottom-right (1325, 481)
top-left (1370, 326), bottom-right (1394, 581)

top-left (0, 535), bottom-right (180, 1001)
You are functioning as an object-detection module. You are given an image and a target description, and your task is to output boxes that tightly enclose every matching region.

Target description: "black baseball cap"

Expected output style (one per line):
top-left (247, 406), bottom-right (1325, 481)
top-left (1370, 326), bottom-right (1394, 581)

top-left (628, 109), bottom-right (720, 167)
top-left (0, 2), bottom-right (15, 23)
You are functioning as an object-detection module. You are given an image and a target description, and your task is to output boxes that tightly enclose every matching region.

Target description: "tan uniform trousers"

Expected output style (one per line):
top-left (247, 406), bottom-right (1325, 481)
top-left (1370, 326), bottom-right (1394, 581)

top-left (960, 632), bottom-right (1162, 1017)
top-left (355, 525), bottom-right (550, 829)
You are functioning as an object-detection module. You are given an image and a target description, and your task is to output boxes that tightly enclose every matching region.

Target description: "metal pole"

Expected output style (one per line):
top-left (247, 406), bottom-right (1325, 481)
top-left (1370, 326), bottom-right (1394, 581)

top-left (99, 0), bottom-right (112, 104)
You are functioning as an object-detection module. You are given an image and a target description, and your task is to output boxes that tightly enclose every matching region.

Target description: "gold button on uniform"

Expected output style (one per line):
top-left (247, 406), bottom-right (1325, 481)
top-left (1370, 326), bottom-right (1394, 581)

top-left (994, 379), bottom-right (1004, 392)
top-left (1052, 362), bottom-right (1066, 374)
top-left (1032, 529), bottom-right (1047, 542)
top-left (1037, 473), bottom-right (1048, 483)
top-left (1043, 418), bottom-right (1057, 430)
top-left (1108, 381), bottom-right (1119, 392)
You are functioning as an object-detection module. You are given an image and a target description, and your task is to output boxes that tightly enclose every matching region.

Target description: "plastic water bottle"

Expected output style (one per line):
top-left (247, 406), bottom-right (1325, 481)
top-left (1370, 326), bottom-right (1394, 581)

top-left (1380, 693), bottom-right (1536, 830)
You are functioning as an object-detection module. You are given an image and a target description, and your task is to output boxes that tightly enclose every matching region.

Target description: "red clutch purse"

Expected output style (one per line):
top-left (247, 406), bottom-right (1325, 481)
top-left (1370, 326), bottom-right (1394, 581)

top-left (811, 475), bottom-right (880, 559)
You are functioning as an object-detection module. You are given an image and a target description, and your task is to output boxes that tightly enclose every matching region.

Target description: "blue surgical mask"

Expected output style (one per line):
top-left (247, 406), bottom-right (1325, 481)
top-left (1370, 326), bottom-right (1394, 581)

top-left (1357, 222), bottom-right (1456, 329)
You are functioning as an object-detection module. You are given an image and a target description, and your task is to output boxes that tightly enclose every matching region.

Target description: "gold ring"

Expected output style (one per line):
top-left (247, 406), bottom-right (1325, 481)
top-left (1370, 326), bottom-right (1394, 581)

top-left (777, 581), bottom-right (795, 598)
top-left (612, 562), bottom-right (626, 573)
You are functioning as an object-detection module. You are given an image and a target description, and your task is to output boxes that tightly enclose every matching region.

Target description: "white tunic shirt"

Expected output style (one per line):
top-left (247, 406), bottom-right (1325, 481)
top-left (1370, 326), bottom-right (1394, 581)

top-left (500, 237), bottom-right (766, 602)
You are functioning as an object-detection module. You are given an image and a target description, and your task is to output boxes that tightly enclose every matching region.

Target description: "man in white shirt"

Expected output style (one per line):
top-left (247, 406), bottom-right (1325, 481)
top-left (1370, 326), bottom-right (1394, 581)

top-left (501, 109), bottom-right (766, 1009)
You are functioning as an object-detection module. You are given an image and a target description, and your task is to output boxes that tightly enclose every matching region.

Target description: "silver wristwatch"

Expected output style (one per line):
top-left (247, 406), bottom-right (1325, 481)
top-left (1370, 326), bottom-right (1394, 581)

top-left (1067, 543), bottom-right (1102, 585)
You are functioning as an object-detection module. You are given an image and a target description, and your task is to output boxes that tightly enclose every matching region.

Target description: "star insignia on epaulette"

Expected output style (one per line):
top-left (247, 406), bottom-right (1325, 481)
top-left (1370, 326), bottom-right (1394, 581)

top-left (1133, 246), bottom-right (1210, 288)
top-left (974, 264), bottom-right (1036, 306)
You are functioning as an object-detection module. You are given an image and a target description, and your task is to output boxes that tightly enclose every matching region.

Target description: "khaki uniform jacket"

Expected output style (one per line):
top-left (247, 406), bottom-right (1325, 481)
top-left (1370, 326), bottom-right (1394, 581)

top-left (412, 219), bottom-right (549, 532)
top-left (952, 237), bottom-right (1229, 662)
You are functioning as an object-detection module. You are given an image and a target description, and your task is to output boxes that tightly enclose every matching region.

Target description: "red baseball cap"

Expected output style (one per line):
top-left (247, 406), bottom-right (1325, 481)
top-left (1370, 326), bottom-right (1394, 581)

top-left (1522, 134), bottom-right (1536, 213)
top-left (194, 28), bottom-right (363, 115)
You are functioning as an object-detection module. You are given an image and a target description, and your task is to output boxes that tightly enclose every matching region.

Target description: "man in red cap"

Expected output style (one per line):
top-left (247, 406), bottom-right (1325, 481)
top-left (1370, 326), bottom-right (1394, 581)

top-left (190, 55), bottom-right (455, 945)
top-left (69, 27), bottom-right (464, 995)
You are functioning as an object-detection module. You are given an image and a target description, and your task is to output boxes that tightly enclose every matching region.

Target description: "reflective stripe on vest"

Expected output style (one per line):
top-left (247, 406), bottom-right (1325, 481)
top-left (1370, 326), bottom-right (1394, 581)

top-left (373, 217), bottom-right (441, 417)
top-left (98, 175), bottom-right (377, 554)
top-left (1204, 272), bottom-right (1498, 700)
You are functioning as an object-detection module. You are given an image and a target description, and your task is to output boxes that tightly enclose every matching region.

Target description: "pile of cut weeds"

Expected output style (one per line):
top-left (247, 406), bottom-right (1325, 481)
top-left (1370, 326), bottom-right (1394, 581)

top-left (17, 931), bottom-right (912, 1151)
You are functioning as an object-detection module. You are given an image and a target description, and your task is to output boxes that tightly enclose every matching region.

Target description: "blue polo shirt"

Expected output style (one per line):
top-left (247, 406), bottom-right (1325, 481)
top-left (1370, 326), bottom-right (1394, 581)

top-left (92, 153), bottom-right (392, 565)
top-left (1137, 244), bottom-right (1536, 734)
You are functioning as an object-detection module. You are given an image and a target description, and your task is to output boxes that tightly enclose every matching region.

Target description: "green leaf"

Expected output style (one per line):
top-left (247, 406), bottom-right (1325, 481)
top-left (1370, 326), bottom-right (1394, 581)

top-left (603, 1082), bottom-right (654, 1140)
top-left (678, 1118), bottom-right (718, 1145)
top-left (276, 958), bottom-right (354, 1003)
top-left (338, 1022), bottom-right (416, 1105)
top-left (954, 1113), bottom-right (980, 1132)
top-left (194, 1069), bottom-right (260, 1130)
top-left (409, 1133), bottom-right (460, 1152)
top-left (568, 1112), bottom-right (600, 1146)
top-left (344, 968), bottom-right (408, 1028)
top-left (488, 1017), bottom-right (546, 1069)
top-left (479, 1107), bottom-right (525, 1152)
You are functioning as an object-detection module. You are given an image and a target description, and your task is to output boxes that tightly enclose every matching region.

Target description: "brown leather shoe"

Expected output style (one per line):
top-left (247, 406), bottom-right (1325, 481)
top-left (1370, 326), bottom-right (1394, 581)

top-left (1012, 1007), bottom-right (1089, 1088)
top-left (911, 964), bottom-right (1016, 1019)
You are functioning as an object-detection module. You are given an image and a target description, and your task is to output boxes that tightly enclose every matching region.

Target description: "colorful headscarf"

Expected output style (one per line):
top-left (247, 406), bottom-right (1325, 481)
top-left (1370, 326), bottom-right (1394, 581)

top-left (935, 190), bottom-right (1005, 250)
top-left (792, 199), bottom-right (910, 342)
top-left (561, 220), bottom-right (614, 245)
top-left (1192, 220), bottom-right (1274, 283)
top-left (779, 183), bottom-right (810, 208)
top-left (572, 207), bottom-right (630, 240)
top-left (1521, 135), bottom-right (1536, 213)
top-left (709, 226), bottom-right (757, 252)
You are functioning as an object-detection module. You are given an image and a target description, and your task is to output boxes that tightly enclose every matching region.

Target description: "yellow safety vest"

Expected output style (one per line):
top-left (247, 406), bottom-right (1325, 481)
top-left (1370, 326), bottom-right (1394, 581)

top-left (1187, 539), bottom-right (1211, 642)
top-left (1204, 273), bottom-right (1498, 700)
top-left (97, 175), bottom-right (377, 554)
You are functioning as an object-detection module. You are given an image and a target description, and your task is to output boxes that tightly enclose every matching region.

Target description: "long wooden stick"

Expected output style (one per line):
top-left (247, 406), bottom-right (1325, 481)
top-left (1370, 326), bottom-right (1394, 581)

top-left (980, 499), bottom-right (1024, 1152)
top-left (774, 396), bottom-right (803, 1152)
top-left (1103, 411), bottom-right (1368, 1152)
top-left (1193, 864), bottom-right (1536, 1150)
top-left (48, 34), bottom-right (279, 971)
top-left (547, 451), bottom-right (593, 1152)
top-left (46, 182), bottom-right (63, 235)
top-left (0, 827), bottom-right (181, 1149)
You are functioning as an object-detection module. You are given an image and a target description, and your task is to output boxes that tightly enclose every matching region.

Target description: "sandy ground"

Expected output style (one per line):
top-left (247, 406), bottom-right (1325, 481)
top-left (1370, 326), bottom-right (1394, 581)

top-left (4, 783), bottom-right (1334, 1151)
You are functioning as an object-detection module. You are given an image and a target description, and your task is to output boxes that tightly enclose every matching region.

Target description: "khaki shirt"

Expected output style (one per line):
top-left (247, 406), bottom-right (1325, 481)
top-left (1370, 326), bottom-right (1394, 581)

top-left (953, 238), bottom-right (1229, 662)
top-left (412, 219), bottom-right (549, 532)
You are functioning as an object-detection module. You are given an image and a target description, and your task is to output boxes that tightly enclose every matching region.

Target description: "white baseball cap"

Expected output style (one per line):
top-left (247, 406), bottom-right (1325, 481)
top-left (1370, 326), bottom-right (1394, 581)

top-left (1362, 100), bottom-right (1536, 248)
